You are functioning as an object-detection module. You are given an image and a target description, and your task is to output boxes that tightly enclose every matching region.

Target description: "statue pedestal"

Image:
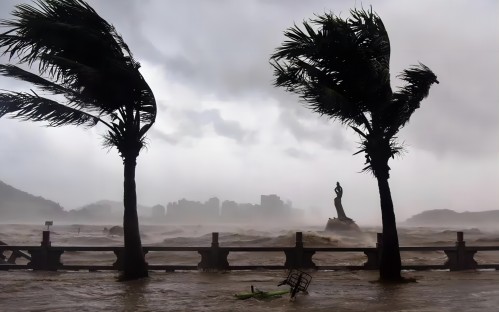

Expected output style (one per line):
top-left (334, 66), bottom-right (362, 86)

top-left (325, 218), bottom-right (361, 232)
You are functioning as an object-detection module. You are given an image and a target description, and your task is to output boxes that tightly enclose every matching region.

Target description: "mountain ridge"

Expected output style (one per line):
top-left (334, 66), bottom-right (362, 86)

top-left (404, 209), bottom-right (499, 227)
top-left (0, 179), bottom-right (65, 221)
top-left (0, 180), bottom-right (153, 223)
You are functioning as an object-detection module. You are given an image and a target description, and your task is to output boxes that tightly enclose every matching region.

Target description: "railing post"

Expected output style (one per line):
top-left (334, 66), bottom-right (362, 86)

top-left (284, 232), bottom-right (316, 269)
top-left (295, 232), bottom-right (303, 248)
top-left (198, 232), bottom-right (229, 271)
top-left (456, 231), bottom-right (477, 270)
top-left (28, 230), bottom-right (63, 270)
top-left (445, 231), bottom-right (477, 271)
top-left (212, 232), bottom-right (219, 248)
top-left (42, 231), bottom-right (51, 247)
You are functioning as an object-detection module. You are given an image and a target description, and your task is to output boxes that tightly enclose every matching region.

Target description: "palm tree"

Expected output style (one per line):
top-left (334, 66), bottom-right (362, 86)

top-left (0, 0), bottom-right (156, 280)
top-left (270, 8), bottom-right (438, 281)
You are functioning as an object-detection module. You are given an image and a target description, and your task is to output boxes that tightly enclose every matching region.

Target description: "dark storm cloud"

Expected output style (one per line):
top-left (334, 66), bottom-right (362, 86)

top-left (91, 0), bottom-right (496, 158)
top-left (90, 0), bottom-right (310, 100)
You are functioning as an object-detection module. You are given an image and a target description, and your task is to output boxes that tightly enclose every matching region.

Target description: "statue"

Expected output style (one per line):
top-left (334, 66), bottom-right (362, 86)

top-left (325, 181), bottom-right (359, 232)
top-left (333, 182), bottom-right (351, 221)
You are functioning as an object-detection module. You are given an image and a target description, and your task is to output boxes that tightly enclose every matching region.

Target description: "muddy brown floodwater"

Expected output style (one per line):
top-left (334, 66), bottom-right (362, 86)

top-left (1, 270), bottom-right (499, 311)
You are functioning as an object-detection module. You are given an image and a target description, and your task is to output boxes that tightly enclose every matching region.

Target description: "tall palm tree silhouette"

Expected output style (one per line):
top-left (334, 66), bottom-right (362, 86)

top-left (0, 0), bottom-right (156, 280)
top-left (271, 8), bottom-right (438, 281)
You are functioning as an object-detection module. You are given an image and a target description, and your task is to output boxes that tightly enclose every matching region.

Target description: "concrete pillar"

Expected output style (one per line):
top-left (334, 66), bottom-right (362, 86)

top-left (41, 231), bottom-right (51, 247)
top-left (284, 232), bottom-right (316, 269)
top-left (29, 231), bottom-right (62, 270)
top-left (445, 231), bottom-right (477, 271)
top-left (198, 232), bottom-right (229, 271)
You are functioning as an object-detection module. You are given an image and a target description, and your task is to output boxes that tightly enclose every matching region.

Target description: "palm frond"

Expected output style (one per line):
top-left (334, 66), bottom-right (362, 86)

top-left (0, 0), bottom-right (151, 114)
top-left (132, 72), bottom-right (156, 124)
top-left (0, 0), bottom-right (130, 67)
top-left (0, 64), bottom-right (73, 96)
top-left (0, 64), bottom-right (103, 112)
top-left (0, 90), bottom-right (99, 127)
top-left (383, 63), bottom-right (438, 137)
top-left (270, 8), bottom-right (393, 130)
top-left (272, 7), bottom-right (438, 180)
top-left (350, 125), bottom-right (368, 139)
top-left (0, 0), bottom-right (157, 155)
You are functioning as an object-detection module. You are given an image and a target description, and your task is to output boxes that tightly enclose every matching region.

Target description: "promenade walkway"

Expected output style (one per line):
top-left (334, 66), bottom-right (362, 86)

top-left (0, 270), bottom-right (498, 311)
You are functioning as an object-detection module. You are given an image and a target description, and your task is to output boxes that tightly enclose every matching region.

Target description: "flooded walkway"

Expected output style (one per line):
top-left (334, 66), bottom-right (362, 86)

top-left (1, 270), bottom-right (499, 311)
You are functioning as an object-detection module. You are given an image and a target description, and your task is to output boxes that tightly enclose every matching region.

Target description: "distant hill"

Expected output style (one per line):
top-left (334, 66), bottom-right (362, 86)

top-left (404, 209), bottom-right (499, 227)
top-left (68, 200), bottom-right (153, 221)
top-left (0, 180), bottom-right (155, 223)
top-left (0, 180), bottom-right (65, 222)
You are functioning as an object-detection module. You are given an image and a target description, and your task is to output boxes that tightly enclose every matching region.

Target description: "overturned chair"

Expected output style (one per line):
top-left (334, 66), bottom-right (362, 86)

top-left (278, 269), bottom-right (312, 299)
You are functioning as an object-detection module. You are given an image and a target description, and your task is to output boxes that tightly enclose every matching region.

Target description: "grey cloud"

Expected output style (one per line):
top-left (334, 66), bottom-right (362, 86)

top-left (149, 128), bottom-right (179, 145)
top-left (124, 0), bottom-right (497, 159)
top-left (93, 0), bottom-right (300, 100)
top-left (151, 108), bottom-right (255, 145)
top-left (2, 0), bottom-right (498, 160)
top-left (284, 148), bottom-right (314, 160)
top-left (278, 108), bottom-right (351, 151)
top-left (400, 87), bottom-right (499, 158)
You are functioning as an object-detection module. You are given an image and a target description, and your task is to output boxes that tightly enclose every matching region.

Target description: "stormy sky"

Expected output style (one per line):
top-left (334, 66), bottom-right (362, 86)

top-left (0, 0), bottom-right (497, 225)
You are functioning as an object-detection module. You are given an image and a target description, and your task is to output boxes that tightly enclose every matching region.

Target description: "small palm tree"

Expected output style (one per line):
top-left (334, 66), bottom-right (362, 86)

top-left (0, 0), bottom-right (156, 280)
top-left (271, 8), bottom-right (438, 281)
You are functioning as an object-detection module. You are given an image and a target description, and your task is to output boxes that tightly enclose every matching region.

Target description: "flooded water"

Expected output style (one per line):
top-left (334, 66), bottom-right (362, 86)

top-left (2, 270), bottom-right (499, 311)
top-left (1, 223), bottom-right (499, 311)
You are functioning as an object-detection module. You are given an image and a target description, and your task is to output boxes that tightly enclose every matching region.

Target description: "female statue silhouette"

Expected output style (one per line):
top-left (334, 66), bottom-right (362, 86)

top-left (334, 182), bottom-right (351, 221)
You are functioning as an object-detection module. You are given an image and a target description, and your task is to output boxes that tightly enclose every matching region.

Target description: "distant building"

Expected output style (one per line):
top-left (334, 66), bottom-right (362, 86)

top-left (205, 197), bottom-right (220, 215)
top-left (166, 197), bottom-right (220, 222)
top-left (220, 200), bottom-right (237, 220)
top-left (151, 204), bottom-right (166, 219)
top-left (163, 194), bottom-right (299, 224)
top-left (260, 194), bottom-right (288, 217)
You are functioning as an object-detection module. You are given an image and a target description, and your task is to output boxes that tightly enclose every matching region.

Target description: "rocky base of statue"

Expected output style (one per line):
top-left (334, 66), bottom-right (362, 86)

top-left (325, 217), bottom-right (361, 232)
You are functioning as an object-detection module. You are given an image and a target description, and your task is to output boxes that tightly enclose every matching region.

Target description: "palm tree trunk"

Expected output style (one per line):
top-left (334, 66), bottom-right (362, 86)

top-left (376, 174), bottom-right (402, 281)
top-left (122, 155), bottom-right (148, 280)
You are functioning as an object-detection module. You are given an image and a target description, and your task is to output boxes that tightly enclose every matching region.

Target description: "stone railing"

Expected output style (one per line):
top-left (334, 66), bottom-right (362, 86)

top-left (1, 231), bottom-right (497, 272)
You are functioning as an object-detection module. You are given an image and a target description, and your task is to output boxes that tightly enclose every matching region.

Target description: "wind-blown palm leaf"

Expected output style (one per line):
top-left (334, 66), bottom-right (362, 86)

top-left (0, 0), bottom-right (127, 65)
top-left (0, 0), bottom-right (155, 124)
top-left (272, 37), bottom-right (368, 127)
top-left (132, 73), bottom-right (156, 124)
top-left (271, 8), bottom-right (437, 141)
top-left (271, 9), bottom-right (394, 131)
top-left (383, 63), bottom-right (438, 137)
top-left (0, 91), bottom-right (99, 127)
top-left (0, 64), bottom-right (104, 111)
top-left (271, 7), bottom-right (438, 176)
